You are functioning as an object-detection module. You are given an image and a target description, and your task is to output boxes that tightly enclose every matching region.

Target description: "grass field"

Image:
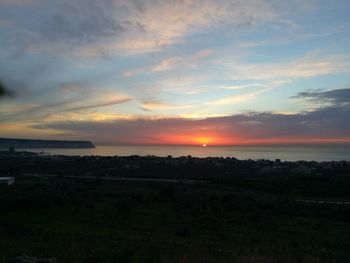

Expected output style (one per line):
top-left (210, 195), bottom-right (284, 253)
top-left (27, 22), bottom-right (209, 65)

top-left (1, 174), bottom-right (350, 263)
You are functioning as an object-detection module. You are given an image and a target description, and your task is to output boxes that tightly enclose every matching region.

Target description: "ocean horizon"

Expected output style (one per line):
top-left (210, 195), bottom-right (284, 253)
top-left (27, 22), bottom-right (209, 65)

top-left (14, 144), bottom-right (350, 162)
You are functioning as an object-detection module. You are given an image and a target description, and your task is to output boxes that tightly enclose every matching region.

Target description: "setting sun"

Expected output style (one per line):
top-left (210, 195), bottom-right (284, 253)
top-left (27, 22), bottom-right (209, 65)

top-left (0, 0), bottom-right (349, 261)
top-left (194, 136), bottom-right (213, 145)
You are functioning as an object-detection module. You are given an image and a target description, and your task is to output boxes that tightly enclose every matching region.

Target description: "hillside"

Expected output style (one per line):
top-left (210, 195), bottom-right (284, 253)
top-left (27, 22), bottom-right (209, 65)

top-left (0, 138), bottom-right (95, 149)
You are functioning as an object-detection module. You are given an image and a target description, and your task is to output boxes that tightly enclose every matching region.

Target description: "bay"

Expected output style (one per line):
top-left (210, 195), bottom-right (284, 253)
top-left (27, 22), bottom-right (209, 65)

top-left (17, 144), bottom-right (350, 161)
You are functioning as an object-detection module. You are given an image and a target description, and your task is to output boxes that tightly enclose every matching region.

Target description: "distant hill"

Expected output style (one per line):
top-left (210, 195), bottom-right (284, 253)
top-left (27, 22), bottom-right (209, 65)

top-left (0, 138), bottom-right (95, 149)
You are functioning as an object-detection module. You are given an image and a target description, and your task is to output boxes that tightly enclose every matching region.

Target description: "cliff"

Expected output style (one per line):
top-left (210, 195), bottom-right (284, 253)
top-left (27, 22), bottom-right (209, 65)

top-left (0, 138), bottom-right (95, 149)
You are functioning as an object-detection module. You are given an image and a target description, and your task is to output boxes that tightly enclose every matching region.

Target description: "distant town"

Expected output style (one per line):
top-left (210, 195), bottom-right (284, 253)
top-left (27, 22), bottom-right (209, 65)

top-left (1, 147), bottom-right (350, 199)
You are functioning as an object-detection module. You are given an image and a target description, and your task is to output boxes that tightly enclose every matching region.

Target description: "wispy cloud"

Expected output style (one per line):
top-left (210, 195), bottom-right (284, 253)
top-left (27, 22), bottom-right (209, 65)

top-left (63, 96), bottom-right (132, 112)
top-left (0, 0), bottom-right (33, 5)
top-left (206, 87), bottom-right (271, 106)
top-left (26, 89), bottom-right (350, 145)
top-left (121, 49), bottom-right (213, 78)
top-left (219, 53), bottom-right (350, 82)
top-left (139, 101), bottom-right (174, 111)
top-left (151, 49), bottom-right (214, 72)
top-left (220, 83), bottom-right (263, 90)
top-left (238, 25), bottom-right (346, 49)
top-left (1, 0), bottom-right (349, 144)
top-left (0, 19), bottom-right (9, 27)
top-left (139, 99), bottom-right (196, 112)
top-left (0, 82), bottom-right (132, 122)
top-left (0, 0), bottom-right (283, 56)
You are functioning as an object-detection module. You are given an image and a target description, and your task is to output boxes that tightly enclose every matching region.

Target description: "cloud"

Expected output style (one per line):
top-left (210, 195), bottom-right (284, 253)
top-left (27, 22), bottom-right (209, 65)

top-left (0, 19), bottom-right (9, 27)
top-left (151, 49), bottom-right (214, 72)
top-left (39, 3), bottom-right (125, 43)
top-left (153, 76), bottom-right (210, 95)
top-left (0, 0), bottom-right (284, 55)
top-left (28, 0), bottom-right (128, 44)
top-left (121, 49), bottom-right (213, 79)
top-left (0, 97), bottom-right (132, 125)
top-left (220, 83), bottom-right (263, 90)
top-left (219, 53), bottom-right (350, 82)
top-left (0, 0), bottom-right (33, 4)
top-left (139, 101), bottom-right (173, 111)
top-left (96, 0), bottom-right (277, 54)
top-left (62, 96), bottom-right (132, 112)
top-left (237, 23), bottom-right (345, 49)
top-left (206, 87), bottom-right (271, 106)
top-left (202, 80), bottom-right (291, 107)
top-left (0, 0), bottom-right (130, 55)
top-left (139, 100), bottom-right (195, 111)
top-left (294, 88), bottom-right (350, 106)
top-left (29, 89), bottom-right (350, 145)
top-left (0, 82), bottom-right (132, 122)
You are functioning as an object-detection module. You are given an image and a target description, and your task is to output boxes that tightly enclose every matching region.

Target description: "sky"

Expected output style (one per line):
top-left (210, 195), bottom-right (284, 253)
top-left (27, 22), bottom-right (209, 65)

top-left (0, 0), bottom-right (350, 145)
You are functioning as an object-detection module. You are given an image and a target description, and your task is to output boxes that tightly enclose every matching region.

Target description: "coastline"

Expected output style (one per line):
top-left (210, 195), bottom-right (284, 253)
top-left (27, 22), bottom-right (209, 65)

top-left (3, 144), bottom-right (349, 162)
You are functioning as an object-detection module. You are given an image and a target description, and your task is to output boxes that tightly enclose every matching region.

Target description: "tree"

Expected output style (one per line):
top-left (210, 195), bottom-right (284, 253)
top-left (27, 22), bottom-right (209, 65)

top-left (0, 81), bottom-right (8, 97)
top-left (0, 81), bottom-right (13, 98)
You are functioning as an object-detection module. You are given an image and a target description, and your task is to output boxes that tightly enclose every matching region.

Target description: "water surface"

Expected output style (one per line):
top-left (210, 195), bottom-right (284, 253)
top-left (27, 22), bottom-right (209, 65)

top-left (17, 144), bottom-right (350, 161)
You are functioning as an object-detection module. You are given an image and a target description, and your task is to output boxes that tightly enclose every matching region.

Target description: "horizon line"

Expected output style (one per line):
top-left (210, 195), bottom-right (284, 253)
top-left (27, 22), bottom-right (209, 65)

top-left (95, 142), bottom-right (350, 147)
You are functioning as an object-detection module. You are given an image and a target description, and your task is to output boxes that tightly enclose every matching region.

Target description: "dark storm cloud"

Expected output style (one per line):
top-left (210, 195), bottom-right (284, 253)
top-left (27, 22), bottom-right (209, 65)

top-left (294, 88), bottom-right (350, 105)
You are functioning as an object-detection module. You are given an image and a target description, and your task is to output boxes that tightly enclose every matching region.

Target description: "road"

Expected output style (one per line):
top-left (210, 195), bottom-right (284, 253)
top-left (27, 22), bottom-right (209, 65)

top-left (22, 173), bottom-right (206, 184)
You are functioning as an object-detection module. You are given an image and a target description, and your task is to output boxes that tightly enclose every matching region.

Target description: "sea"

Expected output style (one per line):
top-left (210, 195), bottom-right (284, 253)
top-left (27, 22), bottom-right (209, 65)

top-left (16, 144), bottom-right (350, 162)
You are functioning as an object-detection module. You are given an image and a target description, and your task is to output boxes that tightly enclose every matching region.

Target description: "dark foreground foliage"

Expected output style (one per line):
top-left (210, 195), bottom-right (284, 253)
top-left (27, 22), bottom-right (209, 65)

top-left (1, 154), bottom-right (350, 262)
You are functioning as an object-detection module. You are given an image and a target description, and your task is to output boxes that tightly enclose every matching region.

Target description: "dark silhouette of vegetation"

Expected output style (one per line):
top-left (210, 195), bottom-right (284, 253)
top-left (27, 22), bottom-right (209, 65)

top-left (0, 81), bottom-right (12, 98)
top-left (0, 82), bottom-right (6, 96)
top-left (1, 154), bottom-right (350, 262)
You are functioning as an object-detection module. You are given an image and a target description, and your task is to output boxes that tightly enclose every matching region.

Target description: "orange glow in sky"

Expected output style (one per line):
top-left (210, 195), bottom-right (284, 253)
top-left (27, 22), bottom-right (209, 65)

top-left (149, 132), bottom-right (350, 146)
top-left (194, 136), bottom-right (213, 145)
top-left (156, 133), bottom-right (243, 146)
top-left (0, 2), bottom-right (349, 147)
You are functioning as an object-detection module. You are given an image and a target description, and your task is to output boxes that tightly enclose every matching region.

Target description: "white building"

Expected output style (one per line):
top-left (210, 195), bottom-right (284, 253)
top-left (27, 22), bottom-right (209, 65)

top-left (0, 177), bottom-right (15, 185)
